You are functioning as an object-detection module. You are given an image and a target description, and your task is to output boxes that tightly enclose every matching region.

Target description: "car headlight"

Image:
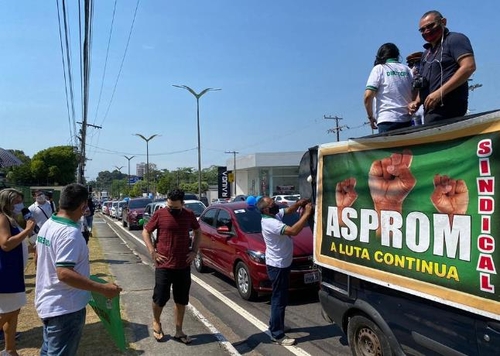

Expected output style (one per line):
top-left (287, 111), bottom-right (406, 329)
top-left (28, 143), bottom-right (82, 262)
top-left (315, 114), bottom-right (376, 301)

top-left (247, 250), bottom-right (266, 264)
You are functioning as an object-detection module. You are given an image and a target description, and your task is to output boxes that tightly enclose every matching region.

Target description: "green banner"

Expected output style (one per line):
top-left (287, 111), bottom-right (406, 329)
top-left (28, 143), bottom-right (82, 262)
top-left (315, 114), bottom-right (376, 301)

top-left (89, 275), bottom-right (126, 351)
top-left (315, 115), bottom-right (500, 319)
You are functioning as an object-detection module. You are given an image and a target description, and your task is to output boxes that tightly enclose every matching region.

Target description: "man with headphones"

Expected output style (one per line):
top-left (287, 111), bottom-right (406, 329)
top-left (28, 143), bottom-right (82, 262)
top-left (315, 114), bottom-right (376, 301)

top-left (409, 10), bottom-right (476, 123)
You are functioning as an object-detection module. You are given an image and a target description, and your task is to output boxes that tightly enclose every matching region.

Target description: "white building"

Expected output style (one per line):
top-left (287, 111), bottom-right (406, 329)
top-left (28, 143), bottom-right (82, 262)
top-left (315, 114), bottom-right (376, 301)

top-left (225, 151), bottom-right (304, 197)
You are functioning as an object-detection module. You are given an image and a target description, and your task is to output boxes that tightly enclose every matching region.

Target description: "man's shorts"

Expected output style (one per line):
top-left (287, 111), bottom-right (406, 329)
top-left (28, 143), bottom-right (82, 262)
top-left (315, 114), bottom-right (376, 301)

top-left (153, 267), bottom-right (191, 307)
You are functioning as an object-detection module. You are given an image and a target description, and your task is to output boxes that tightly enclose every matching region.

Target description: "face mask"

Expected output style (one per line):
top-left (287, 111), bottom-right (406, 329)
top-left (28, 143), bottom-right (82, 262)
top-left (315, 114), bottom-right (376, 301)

top-left (13, 203), bottom-right (24, 215)
top-left (268, 205), bottom-right (280, 215)
top-left (422, 24), bottom-right (443, 43)
top-left (36, 194), bottom-right (46, 203)
top-left (169, 208), bottom-right (182, 216)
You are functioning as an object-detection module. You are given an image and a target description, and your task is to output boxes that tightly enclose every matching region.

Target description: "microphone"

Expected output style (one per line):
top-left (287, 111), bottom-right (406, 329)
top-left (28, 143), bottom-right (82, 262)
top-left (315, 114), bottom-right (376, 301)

top-left (22, 208), bottom-right (40, 234)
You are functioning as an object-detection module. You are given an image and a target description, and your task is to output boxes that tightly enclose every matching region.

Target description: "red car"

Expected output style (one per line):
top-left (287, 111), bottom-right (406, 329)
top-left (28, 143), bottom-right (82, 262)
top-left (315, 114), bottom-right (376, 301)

top-left (122, 197), bottom-right (152, 230)
top-left (194, 202), bottom-right (318, 300)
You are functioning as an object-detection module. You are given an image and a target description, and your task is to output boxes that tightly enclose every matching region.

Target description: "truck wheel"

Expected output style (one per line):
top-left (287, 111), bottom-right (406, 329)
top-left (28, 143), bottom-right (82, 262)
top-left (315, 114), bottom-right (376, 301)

top-left (193, 251), bottom-right (206, 272)
top-left (347, 315), bottom-right (392, 356)
top-left (235, 262), bottom-right (256, 300)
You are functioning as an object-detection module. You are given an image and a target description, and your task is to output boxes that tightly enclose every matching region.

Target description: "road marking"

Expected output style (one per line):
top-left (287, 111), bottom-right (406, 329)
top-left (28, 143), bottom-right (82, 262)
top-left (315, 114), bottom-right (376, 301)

top-left (102, 217), bottom-right (241, 356)
top-left (102, 216), bottom-right (312, 356)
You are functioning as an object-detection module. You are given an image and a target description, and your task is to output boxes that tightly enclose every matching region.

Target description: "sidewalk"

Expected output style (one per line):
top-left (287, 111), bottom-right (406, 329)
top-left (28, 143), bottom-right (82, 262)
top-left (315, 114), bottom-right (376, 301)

top-left (94, 217), bottom-right (238, 355)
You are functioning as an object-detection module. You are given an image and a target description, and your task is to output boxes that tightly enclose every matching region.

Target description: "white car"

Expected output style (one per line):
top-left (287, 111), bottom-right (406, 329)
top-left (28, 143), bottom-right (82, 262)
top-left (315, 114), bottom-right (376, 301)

top-left (110, 200), bottom-right (127, 219)
top-left (271, 194), bottom-right (300, 206)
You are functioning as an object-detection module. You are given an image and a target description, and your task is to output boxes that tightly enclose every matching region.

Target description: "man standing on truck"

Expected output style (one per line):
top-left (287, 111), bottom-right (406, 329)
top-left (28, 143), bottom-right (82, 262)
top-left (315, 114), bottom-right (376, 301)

top-left (409, 10), bottom-right (475, 123)
top-left (257, 196), bottom-right (313, 346)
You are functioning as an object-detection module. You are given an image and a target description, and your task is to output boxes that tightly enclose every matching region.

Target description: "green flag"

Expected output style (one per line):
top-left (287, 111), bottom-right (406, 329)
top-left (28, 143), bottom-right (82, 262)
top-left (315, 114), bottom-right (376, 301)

top-left (89, 275), bottom-right (126, 351)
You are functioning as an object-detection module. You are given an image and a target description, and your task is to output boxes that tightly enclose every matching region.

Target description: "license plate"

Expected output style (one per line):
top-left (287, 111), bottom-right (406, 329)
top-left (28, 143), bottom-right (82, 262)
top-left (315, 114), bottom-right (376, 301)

top-left (304, 271), bottom-right (319, 284)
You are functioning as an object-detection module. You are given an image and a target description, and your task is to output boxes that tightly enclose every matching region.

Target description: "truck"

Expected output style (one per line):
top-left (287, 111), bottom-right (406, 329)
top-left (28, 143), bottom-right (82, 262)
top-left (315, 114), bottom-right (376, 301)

top-left (299, 110), bottom-right (500, 355)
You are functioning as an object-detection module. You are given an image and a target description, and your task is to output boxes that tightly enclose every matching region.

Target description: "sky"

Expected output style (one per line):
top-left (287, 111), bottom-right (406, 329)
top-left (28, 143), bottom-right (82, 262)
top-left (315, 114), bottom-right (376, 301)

top-left (1, 1), bottom-right (499, 181)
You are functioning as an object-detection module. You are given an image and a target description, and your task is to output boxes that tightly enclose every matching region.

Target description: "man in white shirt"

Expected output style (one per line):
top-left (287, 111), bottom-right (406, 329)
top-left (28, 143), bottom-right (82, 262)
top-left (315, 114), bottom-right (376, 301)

top-left (257, 196), bottom-right (312, 346)
top-left (35, 183), bottom-right (121, 355)
top-left (28, 190), bottom-right (53, 231)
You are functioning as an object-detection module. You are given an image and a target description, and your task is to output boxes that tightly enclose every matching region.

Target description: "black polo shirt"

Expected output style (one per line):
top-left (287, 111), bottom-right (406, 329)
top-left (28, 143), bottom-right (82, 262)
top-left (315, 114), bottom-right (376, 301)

top-left (420, 29), bottom-right (474, 119)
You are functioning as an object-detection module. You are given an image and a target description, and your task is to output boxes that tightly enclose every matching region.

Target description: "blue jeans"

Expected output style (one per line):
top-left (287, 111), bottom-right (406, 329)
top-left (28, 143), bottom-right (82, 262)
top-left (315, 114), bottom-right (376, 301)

top-left (85, 215), bottom-right (94, 230)
top-left (377, 121), bottom-right (411, 133)
top-left (40, 308), bottom-right (86, 356)
top-left (267, 265), bottom-right (290, 340)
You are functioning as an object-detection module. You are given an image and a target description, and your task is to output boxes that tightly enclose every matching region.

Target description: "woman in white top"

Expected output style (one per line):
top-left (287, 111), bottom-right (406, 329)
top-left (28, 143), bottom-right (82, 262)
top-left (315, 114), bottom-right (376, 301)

top-left (0, 189), bottom-right (36, 356)
top-left (364, 43), bottom-right (414, 133)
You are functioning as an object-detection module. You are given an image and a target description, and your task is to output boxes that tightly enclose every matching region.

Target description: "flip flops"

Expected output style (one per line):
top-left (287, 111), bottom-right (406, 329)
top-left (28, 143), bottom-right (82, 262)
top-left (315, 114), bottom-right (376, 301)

top-left (152, 323), bottom-right (165, 342)
top-left (173, 334), bottom-right (192, 344)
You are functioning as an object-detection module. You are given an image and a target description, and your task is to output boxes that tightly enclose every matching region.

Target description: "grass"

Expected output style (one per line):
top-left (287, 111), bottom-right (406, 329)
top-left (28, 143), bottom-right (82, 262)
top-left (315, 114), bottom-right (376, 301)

top-left (15, 232), bottom-right (137, 355)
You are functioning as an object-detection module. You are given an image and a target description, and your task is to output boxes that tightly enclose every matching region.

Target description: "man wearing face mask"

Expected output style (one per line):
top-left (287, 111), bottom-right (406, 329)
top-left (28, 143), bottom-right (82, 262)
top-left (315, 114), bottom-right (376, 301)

top-left (408, 10), bottom-right (475, 124)
top-left (142, 189), bottom-right (201, 343)
top-left (257, 196), bottom-right (313, 346)
top-left (28, 190), bottom-right (53, 232)
top-left (35, 183), bottom-right (122, 355)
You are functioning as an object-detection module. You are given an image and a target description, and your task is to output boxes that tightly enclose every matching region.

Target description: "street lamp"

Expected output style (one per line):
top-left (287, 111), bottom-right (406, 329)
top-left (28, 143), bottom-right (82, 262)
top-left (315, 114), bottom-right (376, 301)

top-left (134, 134), bottom-right (159, 195)
top-left (114, 165), bottom-right (124, 172)
top-left (173, 84), bottom-right (221, 198)
top-left (124, 155), bottom-right (135, 191)
top-left (225, 151), bottom-right (238, 197)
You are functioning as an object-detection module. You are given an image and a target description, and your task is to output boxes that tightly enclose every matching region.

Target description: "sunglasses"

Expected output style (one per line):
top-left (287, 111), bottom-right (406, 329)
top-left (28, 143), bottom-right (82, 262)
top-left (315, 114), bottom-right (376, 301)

top-left (418, 21), bottom-right (439, 33)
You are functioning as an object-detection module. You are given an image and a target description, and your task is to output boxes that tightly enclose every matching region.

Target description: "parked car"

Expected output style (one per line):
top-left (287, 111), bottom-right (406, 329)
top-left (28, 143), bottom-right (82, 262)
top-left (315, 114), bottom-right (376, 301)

top-left (122, 197), bottom-right (152, 230)
top-left (110, 201), bottom-right (120, 218)
top-left (211, 198), bottom-right (229, 204)
top-left (184, 200), bottom-right (206, 218)
top-left (102, 201), bottom-right (112, 215)
top-left (231, 195), bottom-right (248, 202)
top-left (111, 200), bottom-right (127, 220)
top-left (271, 194), bottom-right (300, 206)
top-left (194, 202), bottom-right (318, 300)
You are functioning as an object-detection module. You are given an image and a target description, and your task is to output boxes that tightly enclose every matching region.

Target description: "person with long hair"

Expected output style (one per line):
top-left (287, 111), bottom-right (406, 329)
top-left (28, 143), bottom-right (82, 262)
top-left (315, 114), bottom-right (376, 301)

top-left (364, 42), bottom-right (414, 133)
top-left (0, 188), bottom-right (36, 356)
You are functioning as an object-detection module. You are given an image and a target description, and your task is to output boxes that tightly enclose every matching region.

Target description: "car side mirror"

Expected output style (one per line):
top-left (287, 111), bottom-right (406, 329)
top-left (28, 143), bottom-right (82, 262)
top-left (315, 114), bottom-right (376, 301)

top-left (216, 226), bottom-right (233, 236)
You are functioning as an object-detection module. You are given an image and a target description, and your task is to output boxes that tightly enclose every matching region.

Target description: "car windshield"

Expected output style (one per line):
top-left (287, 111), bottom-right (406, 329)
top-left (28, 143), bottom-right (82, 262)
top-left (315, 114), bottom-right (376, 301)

top-left (283, 195), bottom-right (299, 201)
top-left (185, 202), bottom-right (205, 216)
top-left (128, 199), bottom-right (152, 209)
top-left (233, 208), bottom-right (262, 233)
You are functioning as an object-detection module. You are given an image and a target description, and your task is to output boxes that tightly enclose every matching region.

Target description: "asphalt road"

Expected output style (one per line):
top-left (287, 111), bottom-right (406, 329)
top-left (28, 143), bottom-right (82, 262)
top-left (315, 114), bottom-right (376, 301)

top-left (101, 213), bottom-right (351, 356)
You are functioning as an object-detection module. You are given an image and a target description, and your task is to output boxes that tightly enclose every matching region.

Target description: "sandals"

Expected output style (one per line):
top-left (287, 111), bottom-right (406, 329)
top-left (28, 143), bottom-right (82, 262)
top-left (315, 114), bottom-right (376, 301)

top-left (152, 323), bottom-right (165, 342)
top-left (173, 334), bottom-right (192, 344)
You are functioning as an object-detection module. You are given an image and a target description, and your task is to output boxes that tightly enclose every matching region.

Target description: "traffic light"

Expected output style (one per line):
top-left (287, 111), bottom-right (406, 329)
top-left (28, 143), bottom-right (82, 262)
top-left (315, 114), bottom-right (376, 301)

top-left (228, 172), bottom-right (234, 183)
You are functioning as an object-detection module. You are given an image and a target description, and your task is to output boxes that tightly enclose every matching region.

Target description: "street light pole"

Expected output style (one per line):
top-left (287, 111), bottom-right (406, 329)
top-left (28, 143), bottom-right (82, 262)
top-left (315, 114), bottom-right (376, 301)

top-left (124, 155), bottom-right (135, 191)
top-left (173, 85), bottom-right (221, 198)
top-left (225, 151), bottom-right (239, 197)
top-left (134, 134), bottom-right (159, 195)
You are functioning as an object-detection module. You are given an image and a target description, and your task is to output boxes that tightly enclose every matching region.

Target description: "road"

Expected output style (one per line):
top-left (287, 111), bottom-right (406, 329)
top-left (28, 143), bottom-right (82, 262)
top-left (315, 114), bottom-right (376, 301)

top-left (101, 213), bottom-right (351, 356)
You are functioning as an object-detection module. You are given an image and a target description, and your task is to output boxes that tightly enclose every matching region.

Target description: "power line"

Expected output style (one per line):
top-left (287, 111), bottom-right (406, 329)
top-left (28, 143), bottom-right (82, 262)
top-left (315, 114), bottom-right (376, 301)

top-left (56, 0), bottom-right (78, 148)
top-left (99, 0), bottom-right (141, 127)
top-left (93, 0), bottom-right (117, 125)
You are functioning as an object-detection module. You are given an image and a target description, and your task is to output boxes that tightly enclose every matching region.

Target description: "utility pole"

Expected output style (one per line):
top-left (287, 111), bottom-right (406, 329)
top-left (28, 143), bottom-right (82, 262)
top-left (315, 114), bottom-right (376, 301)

top-left (225, 151), bottom-right (239, 197)
top-left (76, 122), bottom-right (102, 184)
top-left (324, 115), bottom-right (344, 142)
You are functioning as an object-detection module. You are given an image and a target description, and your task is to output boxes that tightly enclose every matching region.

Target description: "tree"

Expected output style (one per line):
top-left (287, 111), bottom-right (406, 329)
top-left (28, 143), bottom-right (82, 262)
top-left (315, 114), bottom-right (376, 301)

top-left (202, 165), bottom-right (219, 186)
top-left (31, 146), bottom-right (78, 185)
top-left (4, 150), bottom-right (34, 185)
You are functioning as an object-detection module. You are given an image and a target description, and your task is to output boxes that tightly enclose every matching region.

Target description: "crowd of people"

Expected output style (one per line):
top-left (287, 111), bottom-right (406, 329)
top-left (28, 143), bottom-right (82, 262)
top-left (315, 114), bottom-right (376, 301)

top-left (364, 10), bottom-right (475, 133)
top-left (0, 9), bottom-right (476, 355)
top-left (0, 184), bottom-right (121, 355)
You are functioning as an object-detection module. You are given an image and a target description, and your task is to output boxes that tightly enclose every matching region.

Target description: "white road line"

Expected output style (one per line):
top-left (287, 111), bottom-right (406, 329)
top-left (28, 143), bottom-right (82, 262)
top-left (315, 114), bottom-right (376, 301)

top-left (102, 217), bottom-right (312, 356)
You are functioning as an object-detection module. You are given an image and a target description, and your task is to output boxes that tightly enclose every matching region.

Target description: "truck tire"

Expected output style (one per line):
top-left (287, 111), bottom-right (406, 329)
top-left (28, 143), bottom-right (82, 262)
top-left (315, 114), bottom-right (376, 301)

top-left (347, 315), bottom-right (392, 356)
top-left (235, 262), bottom-right (256, 300)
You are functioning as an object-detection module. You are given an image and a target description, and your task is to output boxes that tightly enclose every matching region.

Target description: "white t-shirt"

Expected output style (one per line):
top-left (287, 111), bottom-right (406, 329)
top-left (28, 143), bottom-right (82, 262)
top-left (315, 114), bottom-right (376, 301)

top-left (35, 215), bottom-right (90, 319)
top-left (261, 209), bottom-right (293, 268)
top-left (366, 60), bottom-right (413, 124)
